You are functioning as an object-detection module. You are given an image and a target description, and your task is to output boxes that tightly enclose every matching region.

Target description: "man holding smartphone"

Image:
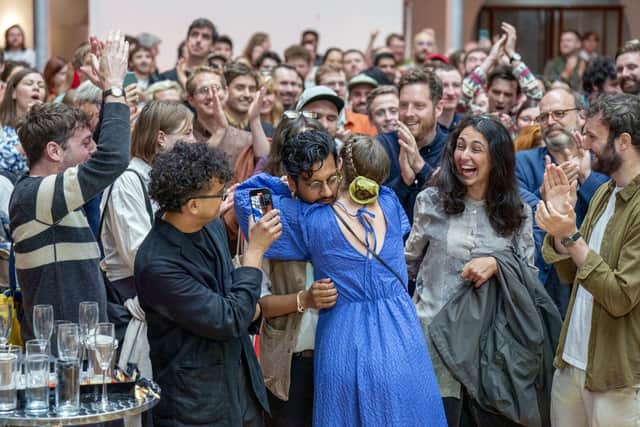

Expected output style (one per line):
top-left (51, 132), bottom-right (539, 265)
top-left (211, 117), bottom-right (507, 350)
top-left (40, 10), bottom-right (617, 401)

top-left (136, 142), bottom-right (282, 426)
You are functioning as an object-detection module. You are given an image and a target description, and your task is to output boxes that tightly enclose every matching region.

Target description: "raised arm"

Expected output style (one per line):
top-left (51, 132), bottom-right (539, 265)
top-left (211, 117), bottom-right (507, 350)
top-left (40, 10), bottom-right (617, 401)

top-left (235, 173), bottom-right (310, 260)
top-left (53, 31), bottom-right (130, 223)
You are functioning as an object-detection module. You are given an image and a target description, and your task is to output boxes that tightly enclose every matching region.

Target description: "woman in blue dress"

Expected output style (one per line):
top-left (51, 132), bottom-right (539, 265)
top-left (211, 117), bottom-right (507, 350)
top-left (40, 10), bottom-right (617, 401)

top-left (236, 131), bottom-right (446, 427)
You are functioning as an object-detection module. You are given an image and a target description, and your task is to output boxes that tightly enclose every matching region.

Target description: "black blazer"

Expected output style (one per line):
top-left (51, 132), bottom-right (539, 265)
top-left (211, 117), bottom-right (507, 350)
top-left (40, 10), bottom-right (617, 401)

top-left (135, 217), bottom-right (268, 427)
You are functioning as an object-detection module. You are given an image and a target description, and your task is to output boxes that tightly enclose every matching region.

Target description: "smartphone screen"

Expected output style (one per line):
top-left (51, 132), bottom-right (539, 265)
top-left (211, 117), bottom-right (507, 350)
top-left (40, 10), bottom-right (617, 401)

top-left (123, 71), bottom-right (138, 88)
top-left (249, 189), bottom-right (273, 223)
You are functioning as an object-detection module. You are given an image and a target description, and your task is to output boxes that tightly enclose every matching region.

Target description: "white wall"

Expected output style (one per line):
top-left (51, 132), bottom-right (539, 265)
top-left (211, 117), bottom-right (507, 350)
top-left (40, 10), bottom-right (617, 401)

top-left (89, 0), bottom-right (402, 72)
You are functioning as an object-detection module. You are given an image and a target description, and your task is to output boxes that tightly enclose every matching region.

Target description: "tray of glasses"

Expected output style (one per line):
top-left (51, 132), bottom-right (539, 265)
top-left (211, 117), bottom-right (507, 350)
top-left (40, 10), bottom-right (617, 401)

top-left (0, 381), bottom-right (160, 426)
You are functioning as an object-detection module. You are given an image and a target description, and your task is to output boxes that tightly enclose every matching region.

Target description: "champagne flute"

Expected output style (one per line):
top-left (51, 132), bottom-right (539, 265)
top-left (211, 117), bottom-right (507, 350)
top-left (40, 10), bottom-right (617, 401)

top-left (93, 323), bottom-right (115, 411)
top-left (79, 302), bottom-right (98, 379)
top-left (33, 305), bottom-right (53, 352)
top-left (0, 302), bottom-right (12, 346)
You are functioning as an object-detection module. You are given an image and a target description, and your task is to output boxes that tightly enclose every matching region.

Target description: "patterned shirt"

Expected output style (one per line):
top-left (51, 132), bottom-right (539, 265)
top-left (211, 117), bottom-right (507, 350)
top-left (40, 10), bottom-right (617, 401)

top-left (0, 127), bottom-right (28, 174)
top-left (461, 61), bottom-right (543, 108)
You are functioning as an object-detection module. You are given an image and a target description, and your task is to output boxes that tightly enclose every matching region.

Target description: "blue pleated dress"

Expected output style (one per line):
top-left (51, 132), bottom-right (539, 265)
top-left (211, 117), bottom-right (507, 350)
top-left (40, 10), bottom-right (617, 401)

top-left (236, 174), bottom-right (446, 427)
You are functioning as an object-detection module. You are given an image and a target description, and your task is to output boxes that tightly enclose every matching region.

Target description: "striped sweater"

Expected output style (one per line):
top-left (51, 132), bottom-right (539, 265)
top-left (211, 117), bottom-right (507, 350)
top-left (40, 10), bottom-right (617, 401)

top-left (10, 103), bottom-right (130, 341)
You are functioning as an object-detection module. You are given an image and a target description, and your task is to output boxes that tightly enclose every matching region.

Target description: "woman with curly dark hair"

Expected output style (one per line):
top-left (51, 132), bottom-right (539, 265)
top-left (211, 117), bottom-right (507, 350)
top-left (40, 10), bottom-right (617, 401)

top-left (405, 115), bottom-right (536, 425)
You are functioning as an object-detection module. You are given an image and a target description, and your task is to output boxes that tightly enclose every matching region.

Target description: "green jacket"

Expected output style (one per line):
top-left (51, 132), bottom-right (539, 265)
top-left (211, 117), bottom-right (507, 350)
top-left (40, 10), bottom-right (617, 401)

top-left (543, 56), bottom-right (585, 92)
top-left (542, 175), bottom-right (640, 391)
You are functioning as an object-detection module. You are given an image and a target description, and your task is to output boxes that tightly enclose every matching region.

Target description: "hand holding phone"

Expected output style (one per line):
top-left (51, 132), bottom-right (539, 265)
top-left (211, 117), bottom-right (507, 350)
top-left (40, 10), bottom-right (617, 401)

top-left (249, 189), bottom-right (273, 223)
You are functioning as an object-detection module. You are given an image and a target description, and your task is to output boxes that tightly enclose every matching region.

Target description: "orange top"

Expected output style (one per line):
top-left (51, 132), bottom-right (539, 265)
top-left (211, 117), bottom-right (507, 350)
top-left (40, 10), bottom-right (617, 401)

top-left (344, 110), bottom-right (378, 136)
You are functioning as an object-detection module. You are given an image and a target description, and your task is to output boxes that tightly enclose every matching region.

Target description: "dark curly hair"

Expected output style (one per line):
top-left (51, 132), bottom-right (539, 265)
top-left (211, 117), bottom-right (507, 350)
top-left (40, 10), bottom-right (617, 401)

top-left (263, 114), bottom-right (325, 176)
top-left (436, 115), bottom-right (525, 237)
top-left (149, 142), bottom-right (231, 213)
top-left (582, 56), bottom-right (617, 96)
top-left (281, 130), bottom-right (337, 183)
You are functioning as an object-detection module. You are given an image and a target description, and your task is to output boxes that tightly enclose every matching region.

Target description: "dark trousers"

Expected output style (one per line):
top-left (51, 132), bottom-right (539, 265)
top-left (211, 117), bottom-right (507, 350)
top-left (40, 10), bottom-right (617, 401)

top-left (105, 275), bottom-right (136, 345)
top-left (444, 388), bottom-right (523, 427)
top-left (265, 354), bottom-right (314, 427)
top-left (239, 358), bottom-right (264, 427)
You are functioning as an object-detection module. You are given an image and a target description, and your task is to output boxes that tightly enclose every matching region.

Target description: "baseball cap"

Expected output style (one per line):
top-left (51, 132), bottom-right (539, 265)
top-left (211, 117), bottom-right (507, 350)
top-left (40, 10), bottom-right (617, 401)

top-left (295, 85), bottom-right (345, 113)
top-left (347, 73), bottom-right (379, 91)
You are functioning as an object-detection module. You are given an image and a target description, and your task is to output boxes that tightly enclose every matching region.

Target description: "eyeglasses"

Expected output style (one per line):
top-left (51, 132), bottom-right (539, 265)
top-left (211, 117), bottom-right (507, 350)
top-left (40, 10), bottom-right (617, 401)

top-left (283, 110), bottom-right (318, 120)
top-left (535, 108), bottom-right (579, 124)
top-left (186, 188), bottom-right (228, 202)
top-left (194, 84), bottom-right (222, 97)
top-left (305, 173), bottom-right (341, 192)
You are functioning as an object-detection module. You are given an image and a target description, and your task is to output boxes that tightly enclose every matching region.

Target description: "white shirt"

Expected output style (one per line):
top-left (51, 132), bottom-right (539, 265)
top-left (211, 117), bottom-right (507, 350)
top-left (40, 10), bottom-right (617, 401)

top-left (563, 187), bottom-right (621, 370)
top-left (4, 50), bottom-right (36, 67)
top-left (100, 157), bottom-right (157, 282)
top-left (261, 262), bottom-right (318, 351)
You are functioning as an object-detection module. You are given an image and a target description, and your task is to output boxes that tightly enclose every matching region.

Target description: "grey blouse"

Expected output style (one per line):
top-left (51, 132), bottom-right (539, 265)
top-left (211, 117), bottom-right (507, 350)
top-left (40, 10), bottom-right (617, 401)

top-left (405, 186), bottom-right (536, 398)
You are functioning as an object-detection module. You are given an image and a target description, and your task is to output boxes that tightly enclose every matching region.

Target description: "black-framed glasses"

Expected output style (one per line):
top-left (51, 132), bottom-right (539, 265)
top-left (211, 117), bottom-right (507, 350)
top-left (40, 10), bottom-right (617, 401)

top-left (283, 110), bottom-right (318, 120)
top-left (535, 108), bottom-right (579, 124)
top-left (186, 188), bottom-right (228, 202)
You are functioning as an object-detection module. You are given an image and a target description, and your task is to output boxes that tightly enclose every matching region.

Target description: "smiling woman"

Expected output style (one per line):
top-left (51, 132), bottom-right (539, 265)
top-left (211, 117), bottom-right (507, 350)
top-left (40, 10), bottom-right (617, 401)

top-left (406, 114), bottom-right (536, 425)
top-left (0, 68), bottom-right (47, 174)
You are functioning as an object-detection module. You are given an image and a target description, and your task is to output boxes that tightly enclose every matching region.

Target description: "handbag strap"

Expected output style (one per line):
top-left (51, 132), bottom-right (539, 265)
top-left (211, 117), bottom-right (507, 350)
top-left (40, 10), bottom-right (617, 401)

top-left (98, 168), bottom-right (154, 247)
top-left (331, 205), bottom-right (405, 286)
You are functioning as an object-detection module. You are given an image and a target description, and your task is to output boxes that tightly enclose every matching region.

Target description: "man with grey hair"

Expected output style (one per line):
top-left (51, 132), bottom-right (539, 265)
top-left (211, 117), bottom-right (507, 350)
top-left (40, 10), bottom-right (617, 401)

top-left (516, 87), bottom-right (609, 316)
top-left (538, 93), bottom-right (640, 426)
top-left (73, 81), bottom-right (102, 131)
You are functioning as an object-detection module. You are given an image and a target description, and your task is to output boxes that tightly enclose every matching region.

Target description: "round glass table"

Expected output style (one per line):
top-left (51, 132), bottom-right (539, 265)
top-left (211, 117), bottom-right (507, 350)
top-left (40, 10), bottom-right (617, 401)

top-left (0, 385), bottom-right (159, 426)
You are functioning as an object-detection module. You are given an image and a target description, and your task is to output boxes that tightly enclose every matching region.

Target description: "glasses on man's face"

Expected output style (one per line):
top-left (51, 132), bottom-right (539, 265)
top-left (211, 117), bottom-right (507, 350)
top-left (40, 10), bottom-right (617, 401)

top-left (194, 84), bottom-right (222, 97)
top-left (305, 173), bottom-right (341, 193)
top-left (283, 110), bottom-right (318, 120)
top-left (535, 108), bottom-right (579, 124)
top-left (186, 188), bottom-right (228, 202)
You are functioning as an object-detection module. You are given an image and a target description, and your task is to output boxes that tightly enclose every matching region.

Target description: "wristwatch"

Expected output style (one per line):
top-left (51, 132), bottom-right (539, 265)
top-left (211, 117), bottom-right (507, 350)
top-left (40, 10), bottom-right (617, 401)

top-left (561, 231), bottom-right (581, 247)
top-left (509, 52), bottom-right (522, 64)
top-left (102, 87), bottom-right (124, 99)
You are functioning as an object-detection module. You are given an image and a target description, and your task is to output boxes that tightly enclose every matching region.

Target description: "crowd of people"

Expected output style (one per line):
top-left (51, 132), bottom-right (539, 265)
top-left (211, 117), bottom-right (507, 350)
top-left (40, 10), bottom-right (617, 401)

top-left (0, 15), bottom-right (639, 427)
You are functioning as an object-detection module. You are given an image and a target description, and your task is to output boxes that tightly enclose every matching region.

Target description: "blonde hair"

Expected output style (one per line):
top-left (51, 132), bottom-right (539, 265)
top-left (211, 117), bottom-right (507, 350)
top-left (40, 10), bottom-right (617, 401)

top-left (145, 80), bottom-right (183, 102)
top-left (185, 66), bottom-right (226, 96)
top-left (131, 101), bottom-right (193, 163)
top-left (339, 135), bottom-right (390, 192)
top-left (262, 76), bottom-right (283, 127)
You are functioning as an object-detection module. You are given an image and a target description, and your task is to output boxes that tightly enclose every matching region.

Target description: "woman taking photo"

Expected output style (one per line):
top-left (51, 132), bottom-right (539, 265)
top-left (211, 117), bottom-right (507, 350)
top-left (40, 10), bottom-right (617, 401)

top-left (406, 115), bottom-right (536, 425)
top-left (236, 131), bottom-right (447, 427)
top-left (0, 68), bottom-right (46, 173)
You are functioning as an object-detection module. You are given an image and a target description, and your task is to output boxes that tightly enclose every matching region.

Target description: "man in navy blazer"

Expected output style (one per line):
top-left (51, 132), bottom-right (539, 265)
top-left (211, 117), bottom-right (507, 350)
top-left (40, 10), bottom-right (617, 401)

top-left (135, 142), bottom-right (282, 427)
top-left (516, 88), bottom-right (609, 316)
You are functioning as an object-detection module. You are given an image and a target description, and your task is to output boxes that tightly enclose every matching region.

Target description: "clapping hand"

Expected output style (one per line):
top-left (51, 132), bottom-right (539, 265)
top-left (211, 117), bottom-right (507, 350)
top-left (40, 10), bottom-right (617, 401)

top-left (86, 30), bottom-right (129, 91)
top-left (536, 164), bottom-right (578, 237)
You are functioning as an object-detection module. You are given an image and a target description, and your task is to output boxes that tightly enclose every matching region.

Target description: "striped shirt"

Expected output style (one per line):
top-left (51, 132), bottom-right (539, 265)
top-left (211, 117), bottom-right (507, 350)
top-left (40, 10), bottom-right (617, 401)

top-left (9, 103), bottom-right (130, 341)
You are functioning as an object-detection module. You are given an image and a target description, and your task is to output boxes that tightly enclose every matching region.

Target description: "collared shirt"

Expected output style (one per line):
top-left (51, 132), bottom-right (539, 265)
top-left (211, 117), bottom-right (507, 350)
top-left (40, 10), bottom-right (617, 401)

top-left (542, 174), bottom-right (640, 391)
top-left (193, 119), bottom-right (254, 170)
top-left (224, 110), bottom-right (249, 131)
top-left (378, 127), bottom-right (448, 224)
top-left (100, 157), bottom-right (156, 282)
top-left (344, 110), bottom-right (378, 136)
